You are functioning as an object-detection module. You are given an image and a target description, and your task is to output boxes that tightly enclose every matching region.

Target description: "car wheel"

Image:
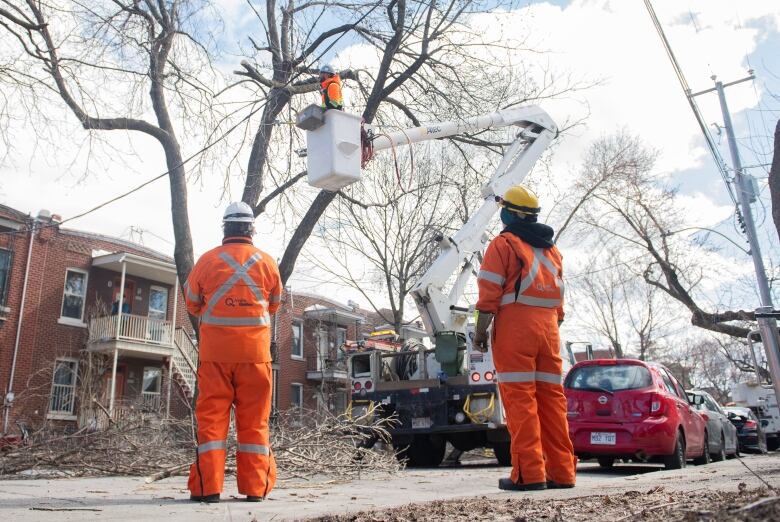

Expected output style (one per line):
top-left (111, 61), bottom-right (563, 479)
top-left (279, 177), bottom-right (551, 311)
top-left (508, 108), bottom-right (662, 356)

top-left (693, 431), bottom-right (711, 465)
top-left (712, 432), bottom-right (726, 462)
top-left (664, 431), bottom-right (686, 470)
top-left (597, 457), bottom-right (615, 469)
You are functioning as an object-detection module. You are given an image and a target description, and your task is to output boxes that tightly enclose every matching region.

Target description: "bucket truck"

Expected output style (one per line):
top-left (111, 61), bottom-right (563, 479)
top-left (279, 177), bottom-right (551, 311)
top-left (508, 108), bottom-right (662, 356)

top-left (297, 104), bottom-right (557, 466)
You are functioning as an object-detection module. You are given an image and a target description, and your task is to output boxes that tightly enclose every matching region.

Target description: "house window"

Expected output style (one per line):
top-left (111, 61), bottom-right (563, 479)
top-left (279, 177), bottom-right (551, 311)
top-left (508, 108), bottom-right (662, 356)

top-left (291, 383), bottom-right (303, 409)
top-left (336, 327), bottom-right (347, 360)
top-left (49, 359), bottom-right (78, 415)
top-left (292, 321), bottom-right (303, 359)
top-left (0, 248), bottom-right (10, 307)
top-left (60, 269), bottom-right (88, 321)
top-left (141, 367), bottom-right (162, 411)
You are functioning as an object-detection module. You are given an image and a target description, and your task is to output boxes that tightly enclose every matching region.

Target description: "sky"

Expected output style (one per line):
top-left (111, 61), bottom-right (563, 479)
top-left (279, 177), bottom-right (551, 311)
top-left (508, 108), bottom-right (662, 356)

top-left (1, 0), bottom-right (779, 326)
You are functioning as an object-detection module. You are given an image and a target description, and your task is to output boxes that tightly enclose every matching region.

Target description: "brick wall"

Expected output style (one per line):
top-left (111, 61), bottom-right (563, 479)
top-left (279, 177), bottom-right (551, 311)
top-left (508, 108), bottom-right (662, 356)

top-left (0, 206), bottom-right (193, 432)
top-left (271, 291), bottom-right (387, 412)
top-left (0, 203), bottom-right (423, 430)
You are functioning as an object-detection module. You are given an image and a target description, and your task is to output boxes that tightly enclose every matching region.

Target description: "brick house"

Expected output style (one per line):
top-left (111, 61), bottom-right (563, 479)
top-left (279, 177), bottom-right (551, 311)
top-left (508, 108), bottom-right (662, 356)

top-left (270, 291), bottom-right (428, 413)
top-left (0, 203), bottom-right (428, 435)
top-left (0, 205), bottom-right (195, 434)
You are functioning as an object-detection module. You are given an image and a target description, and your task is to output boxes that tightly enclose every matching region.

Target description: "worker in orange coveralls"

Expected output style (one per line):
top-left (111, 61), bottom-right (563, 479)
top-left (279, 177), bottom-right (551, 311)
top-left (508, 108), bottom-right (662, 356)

top-left (472, 185), bottom-right (576, 491)
top-left (319, 64), bottom-right (343, 111)
top-left (186, 201), bottom-right (282, 503)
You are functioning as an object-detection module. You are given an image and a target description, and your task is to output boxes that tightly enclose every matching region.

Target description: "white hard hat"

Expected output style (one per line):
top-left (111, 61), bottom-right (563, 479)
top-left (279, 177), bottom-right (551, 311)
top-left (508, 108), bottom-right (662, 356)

top-left (223, 201), bottom-right (255, 223)
top-left (320, 64), bottom-right (336, 75)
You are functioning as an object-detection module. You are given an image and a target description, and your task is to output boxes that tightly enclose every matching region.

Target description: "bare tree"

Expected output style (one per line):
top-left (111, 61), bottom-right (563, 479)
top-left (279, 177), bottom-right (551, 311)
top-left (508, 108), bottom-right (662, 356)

top-left (233, 0), bottom-right (587, 284)
top-left (0, 0), bottom-right (221, 289)
top-left (572, 253), bottom-right (627, 358)
top-left (672, 338), bottom-right (749, 403)
top-left (570, 248), bottom-right (675, 360)
top-left (308, 143), bottom-right (465, 333)
top-left (568, 132), bottom-right (757, 340)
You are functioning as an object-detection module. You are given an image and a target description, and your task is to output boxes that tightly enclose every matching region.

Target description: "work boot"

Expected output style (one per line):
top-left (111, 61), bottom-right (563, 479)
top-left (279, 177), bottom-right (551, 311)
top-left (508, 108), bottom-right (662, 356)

top-left (546, 480), bottom-right (575, 489)
top-left (245, 496), bottom-right (264, 502)
top-left (190, 494), bottom-right (220, 503)
top-left (498, 478), bottom-right (546, 491)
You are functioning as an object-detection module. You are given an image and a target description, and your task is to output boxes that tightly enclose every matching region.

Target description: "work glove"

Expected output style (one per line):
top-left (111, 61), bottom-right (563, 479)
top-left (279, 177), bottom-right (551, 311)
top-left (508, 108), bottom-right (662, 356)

top-left (472, 311), bottom-right (494, 353)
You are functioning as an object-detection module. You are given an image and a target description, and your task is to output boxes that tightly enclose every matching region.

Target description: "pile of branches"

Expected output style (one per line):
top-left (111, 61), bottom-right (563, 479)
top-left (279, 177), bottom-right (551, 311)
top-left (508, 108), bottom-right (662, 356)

top-left (0, 407), bottom-right (400, 481)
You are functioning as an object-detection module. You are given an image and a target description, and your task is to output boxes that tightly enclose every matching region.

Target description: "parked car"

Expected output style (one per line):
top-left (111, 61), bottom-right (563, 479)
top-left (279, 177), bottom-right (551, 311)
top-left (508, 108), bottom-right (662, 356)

top-left (686, 390), bottom-right (739, 460)
top-left (725, 406), bottom-right (768, 454)
top-left (564, 359), bottom-right (708, 470)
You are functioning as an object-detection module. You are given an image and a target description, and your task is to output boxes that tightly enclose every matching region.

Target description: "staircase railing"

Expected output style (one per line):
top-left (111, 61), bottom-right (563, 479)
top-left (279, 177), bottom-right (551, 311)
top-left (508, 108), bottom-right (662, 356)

top-left (172, 327), bottom-right (198, 396)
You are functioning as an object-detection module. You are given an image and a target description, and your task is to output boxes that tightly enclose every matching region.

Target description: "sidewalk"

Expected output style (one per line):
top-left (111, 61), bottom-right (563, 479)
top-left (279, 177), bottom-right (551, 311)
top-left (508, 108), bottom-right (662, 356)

top-left (0, 455), bottom-right (777, 521)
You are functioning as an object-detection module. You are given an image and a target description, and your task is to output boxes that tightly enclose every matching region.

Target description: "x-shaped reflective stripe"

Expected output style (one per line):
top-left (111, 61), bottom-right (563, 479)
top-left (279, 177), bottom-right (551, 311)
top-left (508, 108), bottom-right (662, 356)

top-left (532, 247), bottom-right (565, 297)
top-left (184, 280), bottom-right (200, 303)
top-left (202, 252), bottom-right (264, 324)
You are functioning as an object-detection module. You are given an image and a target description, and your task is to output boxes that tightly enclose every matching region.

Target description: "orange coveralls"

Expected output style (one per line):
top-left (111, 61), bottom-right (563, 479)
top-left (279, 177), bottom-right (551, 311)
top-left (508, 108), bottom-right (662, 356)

top-left (476, 232), bottom-right (576, 486)
top-left (321, 74), bottom-right (343, 110)
top-left (185, 237), bottom-right (282, 498)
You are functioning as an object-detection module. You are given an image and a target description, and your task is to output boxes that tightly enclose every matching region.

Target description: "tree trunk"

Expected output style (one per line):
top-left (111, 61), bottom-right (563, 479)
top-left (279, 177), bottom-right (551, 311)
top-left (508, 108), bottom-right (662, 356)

top-left (769, 119), bottom-right (780, 243)
top-left (243, 88), bottom-right (292, 207)
top-left (278, 190), bottom-right (338, 284)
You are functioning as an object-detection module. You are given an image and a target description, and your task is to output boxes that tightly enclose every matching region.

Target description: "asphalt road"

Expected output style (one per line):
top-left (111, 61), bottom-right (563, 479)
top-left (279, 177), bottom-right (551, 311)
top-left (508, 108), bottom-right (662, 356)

top-left (1, 454), bottom-right (778, 521)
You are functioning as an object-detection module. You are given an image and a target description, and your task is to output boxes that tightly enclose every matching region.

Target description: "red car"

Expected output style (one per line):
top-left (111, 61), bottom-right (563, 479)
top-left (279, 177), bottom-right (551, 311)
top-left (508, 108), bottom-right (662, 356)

top-left (564, 359), bottom-right (708, 469)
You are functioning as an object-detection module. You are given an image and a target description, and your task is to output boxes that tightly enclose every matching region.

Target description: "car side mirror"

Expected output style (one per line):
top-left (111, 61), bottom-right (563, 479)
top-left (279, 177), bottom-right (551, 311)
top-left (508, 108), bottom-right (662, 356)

top-left (687, 394), bottom-right (704, 406)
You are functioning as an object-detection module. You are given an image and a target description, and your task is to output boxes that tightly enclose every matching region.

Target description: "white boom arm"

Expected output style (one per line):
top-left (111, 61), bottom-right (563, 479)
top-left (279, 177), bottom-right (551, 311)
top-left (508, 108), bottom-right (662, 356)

top-left (371, 106), bottom-right (557, 336)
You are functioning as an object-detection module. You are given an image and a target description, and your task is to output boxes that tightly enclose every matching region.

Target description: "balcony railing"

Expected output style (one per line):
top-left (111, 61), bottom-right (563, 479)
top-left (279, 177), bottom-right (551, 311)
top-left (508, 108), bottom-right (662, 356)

top-left (141, 392), bottom-right (161, 411)
top-left (88, 314), bottom-right (173, 346)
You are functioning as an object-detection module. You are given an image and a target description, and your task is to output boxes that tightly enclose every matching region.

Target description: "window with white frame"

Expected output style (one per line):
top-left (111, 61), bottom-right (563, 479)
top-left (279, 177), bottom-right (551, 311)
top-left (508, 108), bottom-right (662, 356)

top-left (291, 321), bottom-right (303, 359)
top-left (141, 367), bottom-right (162, 411)
top-left (49, 359), bottom-right (78, 415)
top-left (290, 383), bottom-right (304, 409)
top-left (336, 327), bottom-right (347, 360)
top-left (60, 269), bottom-right (88, 321)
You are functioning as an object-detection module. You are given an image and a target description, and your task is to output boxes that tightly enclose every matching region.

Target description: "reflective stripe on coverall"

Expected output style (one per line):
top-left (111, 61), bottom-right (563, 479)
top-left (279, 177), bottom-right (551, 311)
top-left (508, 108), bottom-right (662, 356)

top-left (185, 236), bottom-right (282, 498)
top-left (321, 75), bottom-right (343, 110)
top-left (476, 233), bottom-right (576, 486)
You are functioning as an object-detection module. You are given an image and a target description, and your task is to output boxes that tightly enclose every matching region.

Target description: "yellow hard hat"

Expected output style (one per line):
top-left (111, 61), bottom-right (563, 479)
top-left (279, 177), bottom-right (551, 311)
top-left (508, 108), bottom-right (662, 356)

top-left (497, 185), bottom-right (540, 216)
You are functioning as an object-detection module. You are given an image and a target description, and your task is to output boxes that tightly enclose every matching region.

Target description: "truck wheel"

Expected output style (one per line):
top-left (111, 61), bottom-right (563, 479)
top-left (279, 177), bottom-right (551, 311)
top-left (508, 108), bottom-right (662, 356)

top-left (396, 435), bottom-right (445, 468)
top-left (493, 442), bottom-right (511, 466)
top-left (693, 432), bottom-right (711, 465)
top-left (664, 431), bottom-right (686, 470)
top-left (597, 457), bottom-right (615, 469)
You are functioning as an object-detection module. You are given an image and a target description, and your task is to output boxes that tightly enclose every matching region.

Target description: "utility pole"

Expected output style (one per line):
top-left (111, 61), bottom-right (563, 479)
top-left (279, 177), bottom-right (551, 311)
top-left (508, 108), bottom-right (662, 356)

top-left (690, 74), bottom-right (780, 402)
top-left (644, 0), bottom-right (780, 400)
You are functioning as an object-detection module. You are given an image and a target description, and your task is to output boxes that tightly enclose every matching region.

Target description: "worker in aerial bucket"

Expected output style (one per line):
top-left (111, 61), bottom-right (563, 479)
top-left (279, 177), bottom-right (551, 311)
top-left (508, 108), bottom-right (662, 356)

top-left (319, 64), bottom-right (343, 111)
top-left (186, 201), bottom-right (282, 503)
top-left (473, 185), bottom-right (576, 491)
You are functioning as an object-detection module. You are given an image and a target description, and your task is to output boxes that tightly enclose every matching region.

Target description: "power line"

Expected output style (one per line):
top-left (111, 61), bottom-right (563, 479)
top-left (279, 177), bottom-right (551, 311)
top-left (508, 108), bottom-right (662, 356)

top-left (643, 0), bottom-right (740, 210)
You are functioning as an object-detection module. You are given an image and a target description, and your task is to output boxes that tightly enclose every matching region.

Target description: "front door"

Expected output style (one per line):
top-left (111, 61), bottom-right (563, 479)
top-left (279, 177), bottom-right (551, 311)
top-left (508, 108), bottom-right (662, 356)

top-left (112, 279), bottom-right (136, 314)
top-left (102, 365), bottom-right (126, 404)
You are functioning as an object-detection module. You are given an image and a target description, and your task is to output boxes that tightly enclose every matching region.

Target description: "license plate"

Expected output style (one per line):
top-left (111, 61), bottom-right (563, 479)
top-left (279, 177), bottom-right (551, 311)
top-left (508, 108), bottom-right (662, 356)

top-left (412, 417), bottom-right (432, 429)
top-left (590, 432), bottom-right (616, 445)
